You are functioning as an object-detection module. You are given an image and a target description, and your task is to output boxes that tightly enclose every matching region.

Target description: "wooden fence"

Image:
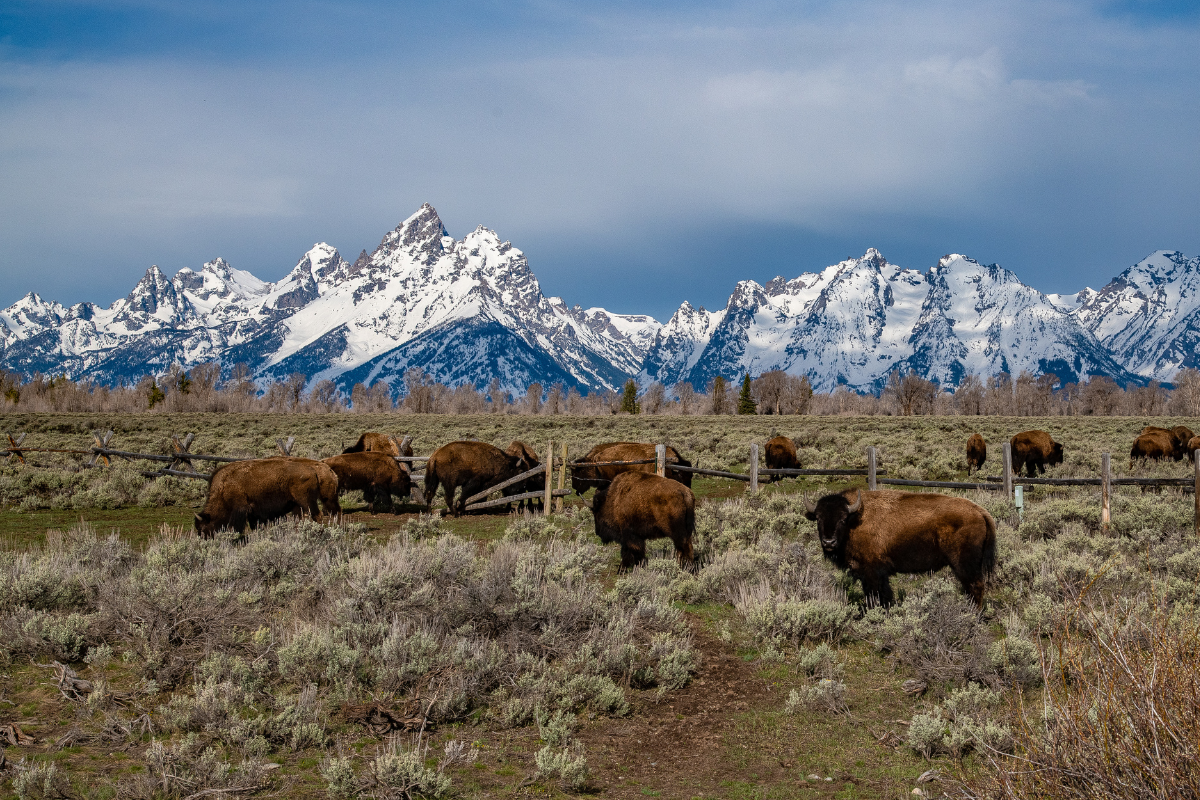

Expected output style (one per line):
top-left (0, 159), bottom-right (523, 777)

top-left (3, 430), bottom-right (1198, 533)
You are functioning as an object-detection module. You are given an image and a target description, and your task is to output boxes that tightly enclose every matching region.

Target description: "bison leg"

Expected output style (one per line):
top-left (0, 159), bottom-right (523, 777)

top-left (672, 537), bottom-right (695, 571)
top-left (619, 541), bottom-right (647, 571)
top-left (859, 571), bottom-right (895, 608)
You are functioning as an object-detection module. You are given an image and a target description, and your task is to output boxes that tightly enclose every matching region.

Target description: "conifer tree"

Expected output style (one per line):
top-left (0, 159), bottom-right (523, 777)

top-left (620, 378), bottom-right (641, 414)
top-left (737, 373), bottom-right (757, 415)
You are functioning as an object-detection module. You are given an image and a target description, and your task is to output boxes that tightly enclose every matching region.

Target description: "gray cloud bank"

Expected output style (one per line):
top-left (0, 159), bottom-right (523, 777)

top-left (1, 1), bottom-right (1198, 319)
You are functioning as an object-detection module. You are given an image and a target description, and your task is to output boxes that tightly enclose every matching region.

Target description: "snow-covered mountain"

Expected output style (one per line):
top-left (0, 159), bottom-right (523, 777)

top-left (639, 250), bottom-right (1136, 392)
top-left (0, 204), bottom-right (1192, 396)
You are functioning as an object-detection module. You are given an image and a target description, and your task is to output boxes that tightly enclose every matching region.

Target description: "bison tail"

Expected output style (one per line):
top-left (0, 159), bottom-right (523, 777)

top-left (423, 459), bottom-right (439, 506)
top-left (981, 511), bottom-right (998, 578)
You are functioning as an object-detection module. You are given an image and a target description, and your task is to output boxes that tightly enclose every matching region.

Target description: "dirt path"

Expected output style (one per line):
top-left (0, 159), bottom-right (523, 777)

top-left (577, 616), bottom-right (791, 799)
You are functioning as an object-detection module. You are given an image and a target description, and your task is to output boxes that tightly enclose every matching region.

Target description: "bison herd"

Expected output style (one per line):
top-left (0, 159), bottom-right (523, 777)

top-left (193, 422), bottom-right (1196, 609)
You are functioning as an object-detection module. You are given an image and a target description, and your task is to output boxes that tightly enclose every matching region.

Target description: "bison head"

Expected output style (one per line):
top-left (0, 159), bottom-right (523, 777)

top-left (1050, 442), bottom-right (1064, 467)
top-left (803, 489), bottom-right (863, 565)
top-left (194, 512), bottom-right (216, 538)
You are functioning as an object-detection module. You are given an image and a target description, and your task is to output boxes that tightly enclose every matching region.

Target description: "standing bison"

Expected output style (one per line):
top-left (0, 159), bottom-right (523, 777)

top-left (505, 440), bottom-right (544, 512)
top-left (195, 457), bottom-right (341, 537)
top-left (1131, 429), bottom-right (1180, 463)
top-left (591, 471), bottom-right (695, 570)
top-left (763, 436), bottom-right (800, 481)
top-left (804, 489), bottom-right (996, 606)
top-left (1187, 436), bottom-right (1200, 461)
top-left (571, 442), bottom-right (692, 494)
top-left (1010, 430), bottom-right (1064, 477)
top-left (322, 452), bottom-right (412, 513)
top-left (965, 433), bottom-right (987, 475)
top-left (343, 432), bottom-right (410, 457)
top-left (423, 441), bottom-right (536, 516)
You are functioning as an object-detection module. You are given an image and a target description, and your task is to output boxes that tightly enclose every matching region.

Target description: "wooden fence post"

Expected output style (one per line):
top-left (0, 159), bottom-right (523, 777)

top-left (867, 446), bottom-right (877, 491)
top-left (1102, 452), bottom-right (1112, 532)
top-left (89, 430), bottom-right (114, 467)
top-left (170, 433), bottom-right (197, 474)
top-left (749, 443), bottom-right (759, 495)
top-left (1003, 442), bottom-right (1014, 501)
top-left (556, 442), bottom-right (567, 513)
top-left (544, 441), bottom-right (554, 514)
top-left (1193, 449), bottom-right (1199, 537)
top-left (6, 432), bottom-right (26, 464)
top-left (276, 437), bottom-right (295, 456)
top-left (656, 444), bottom-right (666, 478)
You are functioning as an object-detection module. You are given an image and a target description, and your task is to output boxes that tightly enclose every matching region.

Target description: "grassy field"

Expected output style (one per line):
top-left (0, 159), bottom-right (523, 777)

top-left (1, 412), bottom-right (1198, 800)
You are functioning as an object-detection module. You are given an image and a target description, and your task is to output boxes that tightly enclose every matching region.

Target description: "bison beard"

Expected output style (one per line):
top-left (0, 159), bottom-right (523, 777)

top-left (591, 471), bottom-right (695, 571)
top-left (804, 489), bottom-right (996, 607)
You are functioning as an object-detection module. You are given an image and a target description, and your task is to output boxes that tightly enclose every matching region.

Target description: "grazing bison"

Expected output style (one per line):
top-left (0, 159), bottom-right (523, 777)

top-left (965, 433), bottom-right (987, 475)
top-left (1010, 430), bottom-right (1064, 477)
top-left (763, 436), bottom-right (800, 481)
top-left (591, 471), bottom-right (695, 570)
top-left (1131, 429), bottom-right (1179, 463)
top-left (423, 441), bottom-right (536, 516)
top-left (1172, 426), bottom-right (1196, 454)
top-left (1187, 436), bottom-right (1200, 461)
top-left (504, 440), bottom-right (544, 512)
top-left (343, 432), bottom-right (410, 457)
top-left (571, 442), bottom-right (693, 494)
top-left (322, 452), bottom-right (412, 513)
top-left (803, 489), bottom-right (996, 607)
top-left (195, 457), bottom-right (341, 537)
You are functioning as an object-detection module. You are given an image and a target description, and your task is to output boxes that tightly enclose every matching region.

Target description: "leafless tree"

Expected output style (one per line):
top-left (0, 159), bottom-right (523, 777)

top-left (1170, 368), bottom-right (1200, 415)
top-left (309, 379), bottom-right (342, 412)
top-left (641, 382), bottom-right (666, 414)
top-left (1081, 375), bottom-right (1123, 415)
top-left (674, 382), bottom-right (695, 415)
top-left (954, 374), bottom-right (985, 415)
top-left (523, 383), bottom-right (543, 415)
top-left (885, 369), bottom-right (937, 415)
top-left (545, 383), bottom-right (564, 415)
top-left (403, 367), bottom-right (437, 413)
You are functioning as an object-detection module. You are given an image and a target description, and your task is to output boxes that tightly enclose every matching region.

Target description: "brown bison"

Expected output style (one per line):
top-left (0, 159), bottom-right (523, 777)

top-left (504, 440), bottom-right (544, 512)
top-left (1187, 436), bottom-right (1200, 461)
top-left (571, 442), bottom-right (692, 494)
top-left (423, 441), bottom-right (537, 516)
top-left (195, 457), bottom-right (341, 537)
top-left (763, 436), bottom-right (800, 481)
top-left (1172, 426), bottom-right (1196, 455)
top-left (803, 489), bottom-right (996, 607)
top-left (591, 471), bottom-right (695, 570)
top-left (343, 432), bottom-right (410, 457)
top-left (965, 433), bottom-right (987, 475)
top-left (322, 452), bottom-right (412, 513)
top-left (1010, 430), bottom-right (1064, 477)
top-left (1131, 429), bottom-right (1179, 463)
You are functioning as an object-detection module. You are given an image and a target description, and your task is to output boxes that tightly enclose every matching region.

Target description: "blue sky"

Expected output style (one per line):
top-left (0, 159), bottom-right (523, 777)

top-left (2, 0), bottom-right (1199, 320)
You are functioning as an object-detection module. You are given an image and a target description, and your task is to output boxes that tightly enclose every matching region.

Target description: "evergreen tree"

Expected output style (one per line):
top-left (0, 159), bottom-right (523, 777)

top-left (737, 373), bottom-right (757, 414)
top-left (177, 371), bottom-right (192, 395)
top-left (620, 378), bottom-right (641, 414)
top-left (147, 381), bottom-right (165, 409)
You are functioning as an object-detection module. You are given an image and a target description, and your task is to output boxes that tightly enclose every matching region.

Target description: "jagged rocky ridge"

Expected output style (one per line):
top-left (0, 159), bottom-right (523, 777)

top-left (0, 204), bottom-right (1193, 395)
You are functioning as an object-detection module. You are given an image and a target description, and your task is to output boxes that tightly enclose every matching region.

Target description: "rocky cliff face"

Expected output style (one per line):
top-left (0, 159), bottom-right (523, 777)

top-left (0, 204), bottom-right (1190, 395)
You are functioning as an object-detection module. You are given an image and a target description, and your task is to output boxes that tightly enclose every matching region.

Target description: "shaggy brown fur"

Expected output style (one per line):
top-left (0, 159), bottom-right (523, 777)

top-left (1131, 429), bottom-right (1179, 463)
top-left (195, 457), bottom-right (341, 537)
top-left (1187, 436), bottom-right (1200, 461)
top-left (342, 432), bottom-right (410, 457)
top-left (804, 489), bottom-right (996, 606)
top-left (591, 471), bottom-right (695, 571)
top-left (965, 433), bottom-right (987, 475)
top-left (1172, 426), bottom-right (1196, 454)
top-left (1010, 430), bottom-right (1064, 477)
top-left (322, 452), bottom-right (412, 513)
top-left (504, 440), bottom-right (544, 512)
top-left (423, 441), bottom-right (536, 516)
top-left (763, 435), bottom-right (800, 482)
top-left (571, 442), bottom-right (692, 494)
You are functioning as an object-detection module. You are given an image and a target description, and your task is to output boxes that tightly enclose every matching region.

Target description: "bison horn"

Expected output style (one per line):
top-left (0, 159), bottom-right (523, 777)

top-left (847, 489), bottom-right (863, 514)
top-left (802, 492), bottom-right (817, 515)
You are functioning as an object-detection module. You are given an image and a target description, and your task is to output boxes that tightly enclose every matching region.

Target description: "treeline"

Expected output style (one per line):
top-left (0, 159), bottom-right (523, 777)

top-left (2, 363), bottom-right (1200, 417)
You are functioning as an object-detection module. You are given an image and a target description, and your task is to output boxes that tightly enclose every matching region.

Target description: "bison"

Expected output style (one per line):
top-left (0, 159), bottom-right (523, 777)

top-left (504, 440), bottom-right (544, 512)
top-left (423, 440), bottom-right (536, 516)
top-left (965, 433), bottom-right (987, 475)
top-left (195, 457), bottom-right (341, 537)
top-left (1172, 426), bottom-right (1196, 455)
top-left (343, 432), bottom-right (411, 457)
top-left (1187, 435), bottom-right (1200, 461)
top-left (322, 452), bottom-right (412, 513)
top-left (591, 471), bottom-right (695, 571)
top-left (571, 442), bottom-right (692, 494)
top-left (1131, 429), bottom-right (1179, 463)
top-left (763, 436), bottom-right (800, 481)
top-left (803, 489), bottom-right (996, 607)
top-left (1010, 430), bottom-right (1064, 477)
